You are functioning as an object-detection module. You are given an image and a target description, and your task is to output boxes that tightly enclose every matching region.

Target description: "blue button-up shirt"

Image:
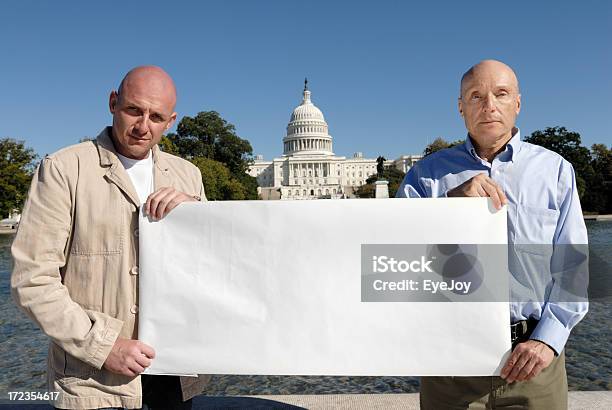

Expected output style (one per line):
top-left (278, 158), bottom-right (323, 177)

top-left (396, 129), bottom-right (588, 354)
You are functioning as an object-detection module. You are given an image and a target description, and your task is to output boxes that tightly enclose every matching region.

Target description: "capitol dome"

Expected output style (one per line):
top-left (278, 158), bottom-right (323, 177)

top-left (283, 79), bottom-right (334, 156)
top-left (290, 92), bottom-right (325, 122)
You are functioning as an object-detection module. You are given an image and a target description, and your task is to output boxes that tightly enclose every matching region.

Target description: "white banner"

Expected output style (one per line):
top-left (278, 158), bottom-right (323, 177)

top-left (139, 198), bottom-right (510, 376)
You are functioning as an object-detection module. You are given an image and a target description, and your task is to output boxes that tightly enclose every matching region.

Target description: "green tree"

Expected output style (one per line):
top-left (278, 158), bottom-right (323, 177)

top-left (167, 111), bottom-right (258, 200)
top-left (191, 157), bottom-right (254, 200)
top-left (524, 127), bottom-right (594, 201)
top-left (424, 137), bottom-right (464, 156)
top-left (355, 166), bottom-right (406, 198)
top-left (0, 138), bottom-right (37, 217)
top-left (159, 135), bottom-right (179, 156)
top-left (169, 111), bottom-right (254, 171)
top-left (589, 144), bottom-right (612, 213)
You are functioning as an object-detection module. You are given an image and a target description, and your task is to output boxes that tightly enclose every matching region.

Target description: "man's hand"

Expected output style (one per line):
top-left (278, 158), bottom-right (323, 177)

top-left (447, 173), bottom-right (508, 210)
top-left (144, 187), bottom-right (197, 220)
top-left (103, 338), bottom-right (155, 377)
top-left (500, 340), bottom-right (555, 383)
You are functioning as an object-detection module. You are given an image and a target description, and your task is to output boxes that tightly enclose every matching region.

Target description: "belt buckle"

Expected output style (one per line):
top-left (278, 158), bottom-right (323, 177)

top-left (510, 321), bottom-right (525, 343)
top-left (510, 323), bottom-right (518, 342)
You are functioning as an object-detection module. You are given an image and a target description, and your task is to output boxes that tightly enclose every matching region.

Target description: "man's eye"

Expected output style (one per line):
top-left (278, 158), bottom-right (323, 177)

top-left (125, 107), bottom-right (140, 115)
top-left (471, 95), bottom-right (481, 100)
top-left (151, 115), bottom-right (164, 122)
top-left (497, 91), bottom-right (509, 97)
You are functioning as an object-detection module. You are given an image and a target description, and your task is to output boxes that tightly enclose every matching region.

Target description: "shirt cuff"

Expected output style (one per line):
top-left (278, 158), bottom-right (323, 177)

top-left (529, 317), bottom-right (570, 356)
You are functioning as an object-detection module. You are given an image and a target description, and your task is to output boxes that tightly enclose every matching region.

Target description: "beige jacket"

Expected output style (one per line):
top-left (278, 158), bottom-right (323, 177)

top-left (11, 127), bottom-right (210, 409)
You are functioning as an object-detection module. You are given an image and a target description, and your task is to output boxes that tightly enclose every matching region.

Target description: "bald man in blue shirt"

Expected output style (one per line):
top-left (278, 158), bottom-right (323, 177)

top-left (397, 60), bottom-right (588, 409)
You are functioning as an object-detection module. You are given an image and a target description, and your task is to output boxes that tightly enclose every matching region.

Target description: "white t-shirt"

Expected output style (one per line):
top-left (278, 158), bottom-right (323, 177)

top-left (116, 151), bottom-right (154, 204)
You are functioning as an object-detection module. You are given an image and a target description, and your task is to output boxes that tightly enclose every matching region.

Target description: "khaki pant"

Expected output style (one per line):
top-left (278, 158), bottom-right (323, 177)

top-left (420, 351), bottom-right (567, 410)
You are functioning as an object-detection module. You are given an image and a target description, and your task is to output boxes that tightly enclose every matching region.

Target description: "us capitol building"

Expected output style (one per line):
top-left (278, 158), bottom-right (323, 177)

top-left (248, 81), bottom-right (421, 200)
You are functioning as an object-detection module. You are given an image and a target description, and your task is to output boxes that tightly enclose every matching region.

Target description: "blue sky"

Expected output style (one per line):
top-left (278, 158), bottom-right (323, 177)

top-left (1, 1), bottom-right (610, 161)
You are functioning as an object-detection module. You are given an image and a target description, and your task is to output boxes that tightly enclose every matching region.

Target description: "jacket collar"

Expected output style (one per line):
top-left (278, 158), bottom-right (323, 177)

top-left (95, 127), bottom-right (172, 205)
top-left (96, 126), bottom-right (169, 169)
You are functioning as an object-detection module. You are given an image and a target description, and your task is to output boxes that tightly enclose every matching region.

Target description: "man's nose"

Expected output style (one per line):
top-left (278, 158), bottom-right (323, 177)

top-left (134, 114), bottom-right (151, 135)
top-left (482, 94), bottom-right (497, 112)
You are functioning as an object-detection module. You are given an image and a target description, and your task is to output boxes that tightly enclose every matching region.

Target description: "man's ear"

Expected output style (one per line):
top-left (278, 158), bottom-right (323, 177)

top-left (458, 97), bottom-right (464, 117)
top-left (165, 112), bottom-right (178, 131)
top-left (516, 94), bottom-right (521, 115)
top-left (109, 91), bottom-right (119, 114)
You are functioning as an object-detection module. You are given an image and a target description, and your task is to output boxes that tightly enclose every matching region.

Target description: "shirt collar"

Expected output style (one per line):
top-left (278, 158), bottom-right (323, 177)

top-left (464, 127), bottom-right (522, 163)
top-left (96, 126), bottom-right (167, 170)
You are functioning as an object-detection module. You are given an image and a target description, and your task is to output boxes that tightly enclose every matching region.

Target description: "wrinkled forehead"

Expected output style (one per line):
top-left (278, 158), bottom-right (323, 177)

top-left (461, 66), bottom-right (519, 96)
top-left (119, 79), bottom-right (176, 113)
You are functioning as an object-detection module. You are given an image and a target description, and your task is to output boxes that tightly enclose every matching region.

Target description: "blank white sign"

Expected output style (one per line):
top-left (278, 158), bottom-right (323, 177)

top-left (139, 198), bottom-right (510, 376)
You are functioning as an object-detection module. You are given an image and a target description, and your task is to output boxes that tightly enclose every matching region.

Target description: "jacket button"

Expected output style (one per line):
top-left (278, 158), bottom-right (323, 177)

top-left (130, 305), bottom-right (139, 314)
top-left (134, 229), bottom-right (139, 237)
top-left (130, 266), bottom-right (139, 275)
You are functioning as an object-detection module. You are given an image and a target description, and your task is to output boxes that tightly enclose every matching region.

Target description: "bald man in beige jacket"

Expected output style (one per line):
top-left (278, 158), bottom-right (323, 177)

top-left (12, 66), bottom-right (210, 409)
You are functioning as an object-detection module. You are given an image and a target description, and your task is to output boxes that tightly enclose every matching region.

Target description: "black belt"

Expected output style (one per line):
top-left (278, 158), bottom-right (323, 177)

top-left (510, 318), bottom-right (539, 346)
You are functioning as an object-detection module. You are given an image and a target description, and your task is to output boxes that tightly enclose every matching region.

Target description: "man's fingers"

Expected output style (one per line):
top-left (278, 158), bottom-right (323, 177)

top-left (525, 362), bottom-right (545, 381)
top-left (506, 354), bottom-right (529, 383)
top-left (135, 353), bottom-right (152, 369)
top-left (493, 180), bottom-right (508, 205)
top-left (125, 370), bottom-right (137, 377)
top-left (475, 185), bottom-right (487, 197)
top-left (128, 361), bottom-right (145, 375)
top-left (145, 187), bottom-right (168, 217)
top-left (500, 349), bottom-right (520, 378)
top-left (502, 351), bottom-right (519, 376)
top-left (147, 188), bottom-right (173, 219)
top-left (481, 179), bottom-right (503, 209)
top-left (515, 357), bottom-right (537, 381)
top-left (161, 198), bottom-right (182, 218)
top-left (153, 194), bottom-right (179, 219)
top-left (483, 175), bottom-right (507, 206)
top-left (139, 343), bottom-right (156, 359)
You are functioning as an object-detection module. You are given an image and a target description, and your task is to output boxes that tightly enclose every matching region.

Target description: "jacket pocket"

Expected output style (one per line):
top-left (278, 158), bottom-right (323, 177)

top-left (69, 187), bottom-right (125, 255)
